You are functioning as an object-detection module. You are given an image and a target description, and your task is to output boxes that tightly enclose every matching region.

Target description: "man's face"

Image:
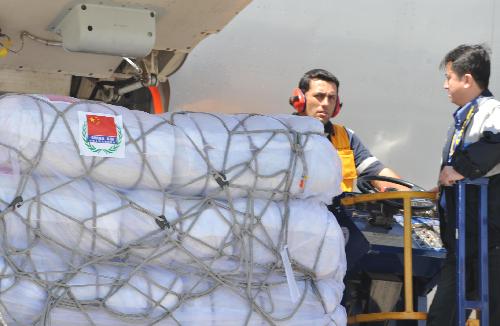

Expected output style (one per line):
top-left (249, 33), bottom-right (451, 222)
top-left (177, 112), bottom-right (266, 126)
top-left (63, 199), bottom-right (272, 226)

top-left (444, 62), bottom-right (468, 106)
top-left (304, 79), bottom-right (338, 124)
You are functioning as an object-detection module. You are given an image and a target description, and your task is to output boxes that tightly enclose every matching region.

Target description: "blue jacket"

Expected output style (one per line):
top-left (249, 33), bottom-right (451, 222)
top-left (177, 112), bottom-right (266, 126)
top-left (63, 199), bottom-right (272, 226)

top-left (439, 90), bottom-right (500, 253)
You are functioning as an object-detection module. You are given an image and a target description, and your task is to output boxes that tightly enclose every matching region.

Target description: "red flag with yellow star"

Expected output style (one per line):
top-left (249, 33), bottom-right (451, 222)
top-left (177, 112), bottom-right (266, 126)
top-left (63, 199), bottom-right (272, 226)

top-left (87, 114), bottom-right (117, 144)
top-left (87, 115), bottom-right (117, 137)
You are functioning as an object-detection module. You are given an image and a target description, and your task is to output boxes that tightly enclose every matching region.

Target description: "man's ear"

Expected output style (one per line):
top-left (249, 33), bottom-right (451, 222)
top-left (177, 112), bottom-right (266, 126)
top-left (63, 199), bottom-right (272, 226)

top-left (463, 73), bottom-right (474, 88)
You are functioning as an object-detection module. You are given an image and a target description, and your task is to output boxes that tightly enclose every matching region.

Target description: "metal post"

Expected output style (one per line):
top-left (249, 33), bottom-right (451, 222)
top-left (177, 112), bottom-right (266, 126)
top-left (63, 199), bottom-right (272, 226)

top-left (455, 178), bottom-right (489, 326)
top-left (417, 296), bottom-right (427, 326)
top-left (456, 181), bottom-right (467, 326)
top-left (403, 197), bottom-right (414, 312)
top-left (478, 181), bottom-right (489, 326)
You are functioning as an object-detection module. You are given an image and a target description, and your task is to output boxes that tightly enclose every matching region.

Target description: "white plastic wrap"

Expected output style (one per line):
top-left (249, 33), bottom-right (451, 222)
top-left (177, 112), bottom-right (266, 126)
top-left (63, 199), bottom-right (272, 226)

top-left (316, 278), bottom-right (345, 314)
top-left (49, 308), bottom-right (147, 326)
top-left (172, 277), bottom-right (343, 325)
top-left (167, 112), bottom-right (342, 202)
top-left (272, 114), bottom-right (325, 134)
top-left (0, 257), bottom-right (47, 325)
top-left (330, 305), bottom-right (348, 326)
top-left (0, 173), bottom-right (123, 255)
top-left (122, 191), bottom-right (232, 265)
top-left (9, 241), bottom-right (70, 283)
top-left (233, 199), bottom-right (346, 280)
top-left (287, 200), bottom-right (346, 280)
top-left (67, 265), bottom-right (182, 316)
top-left (48, 274), bottom-right (345, 326)
top-left (123, 190), bottom-right (346, 280)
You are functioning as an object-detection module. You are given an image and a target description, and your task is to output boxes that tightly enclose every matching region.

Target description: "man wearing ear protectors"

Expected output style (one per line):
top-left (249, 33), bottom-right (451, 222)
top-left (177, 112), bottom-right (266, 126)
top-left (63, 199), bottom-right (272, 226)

top-left (290, 68), bottom-right (402, 192)
top-left (290, 68), bottom-right (407, 275)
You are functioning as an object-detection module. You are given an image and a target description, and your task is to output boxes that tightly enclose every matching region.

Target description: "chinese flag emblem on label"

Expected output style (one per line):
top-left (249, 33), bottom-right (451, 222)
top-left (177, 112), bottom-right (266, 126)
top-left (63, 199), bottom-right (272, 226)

top-left (79, 111), bottom-right (125, 158)
top-left (87, 114), bottom-right (117, 144)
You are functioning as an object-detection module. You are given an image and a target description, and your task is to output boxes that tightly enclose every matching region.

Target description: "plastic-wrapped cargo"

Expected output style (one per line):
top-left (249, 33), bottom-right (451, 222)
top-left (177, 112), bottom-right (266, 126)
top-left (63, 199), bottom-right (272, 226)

top-left (119, 189), bottom-right (346, 280)
top-left (0, 176), bottom-right (347, 324)
top-left (0, 94), bottom-right (347, 325)
top-left (0, 95), bottom-right (341, 202)
top-left (0, 173), bottom-right (346, 281)
top-left (0, 94), bottom-right (176, 189)
top-left (48, 274), bottom-right (345, 326)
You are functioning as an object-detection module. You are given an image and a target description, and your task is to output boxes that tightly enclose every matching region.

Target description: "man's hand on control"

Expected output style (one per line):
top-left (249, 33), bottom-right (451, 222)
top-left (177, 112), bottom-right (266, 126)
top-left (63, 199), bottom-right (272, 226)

top-left (438, 166), bottom-right (465, 187)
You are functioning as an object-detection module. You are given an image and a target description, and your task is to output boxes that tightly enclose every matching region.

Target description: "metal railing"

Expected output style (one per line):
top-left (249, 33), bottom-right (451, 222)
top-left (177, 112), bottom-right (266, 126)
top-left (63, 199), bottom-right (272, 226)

top-left (341, 191), bottom-right (437, 324)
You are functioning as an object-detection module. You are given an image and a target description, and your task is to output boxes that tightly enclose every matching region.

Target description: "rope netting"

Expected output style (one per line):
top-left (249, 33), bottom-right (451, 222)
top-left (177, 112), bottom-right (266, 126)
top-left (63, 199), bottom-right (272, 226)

top-left (0, 94), bottom-right (347, 325)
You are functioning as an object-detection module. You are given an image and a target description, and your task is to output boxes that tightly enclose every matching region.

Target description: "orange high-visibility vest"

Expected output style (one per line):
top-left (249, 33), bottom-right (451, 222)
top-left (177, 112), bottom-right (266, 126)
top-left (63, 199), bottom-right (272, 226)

top-left (330, 124), bottom-right (357, 192)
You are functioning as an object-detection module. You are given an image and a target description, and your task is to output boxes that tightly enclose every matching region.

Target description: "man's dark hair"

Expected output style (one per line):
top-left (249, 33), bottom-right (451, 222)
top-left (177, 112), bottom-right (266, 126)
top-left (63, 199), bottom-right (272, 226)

top-left (440, 44), bottom-right (491, 90)
top-left (298, 69), bottom-right (339, 93)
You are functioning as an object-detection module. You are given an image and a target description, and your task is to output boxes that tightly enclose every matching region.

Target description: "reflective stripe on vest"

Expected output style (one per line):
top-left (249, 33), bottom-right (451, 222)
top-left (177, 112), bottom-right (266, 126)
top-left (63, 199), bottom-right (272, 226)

top-left (330, 124), bottom-right (357, 192)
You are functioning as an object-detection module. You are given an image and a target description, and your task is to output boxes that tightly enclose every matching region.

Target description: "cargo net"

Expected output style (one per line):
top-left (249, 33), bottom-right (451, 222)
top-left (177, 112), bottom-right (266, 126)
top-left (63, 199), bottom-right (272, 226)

top-left (0, 94), bottom-right (346, 325)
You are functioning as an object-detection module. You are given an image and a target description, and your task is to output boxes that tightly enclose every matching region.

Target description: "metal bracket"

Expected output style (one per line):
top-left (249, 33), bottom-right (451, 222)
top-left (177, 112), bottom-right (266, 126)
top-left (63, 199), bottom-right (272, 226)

top-left (8, 196), bottom-right (23, 210)
top-left (212, 170), bottom-right (229, 188)
top-left (155, 214), bottom-right (171, 230)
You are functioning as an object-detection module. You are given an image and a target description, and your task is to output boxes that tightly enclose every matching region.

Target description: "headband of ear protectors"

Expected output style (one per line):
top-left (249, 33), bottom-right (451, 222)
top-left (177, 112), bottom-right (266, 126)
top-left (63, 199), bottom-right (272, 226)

top-left (288, 88), bottom-right (342, 118)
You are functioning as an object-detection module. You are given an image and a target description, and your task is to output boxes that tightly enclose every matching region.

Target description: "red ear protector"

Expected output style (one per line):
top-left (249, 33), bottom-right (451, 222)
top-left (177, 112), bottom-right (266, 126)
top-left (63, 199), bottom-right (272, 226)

top-left (289, 88), bottom-right (342, 118)
top-left (0, 32), bottom-right (13, 58)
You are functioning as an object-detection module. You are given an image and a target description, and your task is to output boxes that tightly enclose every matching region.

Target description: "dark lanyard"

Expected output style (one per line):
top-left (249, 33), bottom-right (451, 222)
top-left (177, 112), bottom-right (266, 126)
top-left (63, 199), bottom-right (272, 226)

top-left (447, 100), bottom-right (477, 163)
